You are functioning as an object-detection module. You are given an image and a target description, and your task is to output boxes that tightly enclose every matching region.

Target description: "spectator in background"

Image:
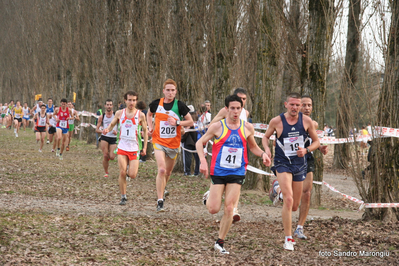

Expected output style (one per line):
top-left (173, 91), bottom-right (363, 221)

top-left (137, 100), bottom-right (148, 162)
top-left (181, 105), bottom-right (199, 176)
top-left (118, 101), bottom-right (125, 110)
top-left (95, 104), bottom-right (103, 148)
top-left (198, 103), bottom-right (211, 133)
top-left (204, 100), bottom-right (211, 114)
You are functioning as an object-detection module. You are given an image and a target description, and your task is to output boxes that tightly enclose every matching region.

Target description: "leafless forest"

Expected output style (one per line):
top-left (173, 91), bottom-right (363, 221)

top-left (1, 0), bottom-right (398, 220)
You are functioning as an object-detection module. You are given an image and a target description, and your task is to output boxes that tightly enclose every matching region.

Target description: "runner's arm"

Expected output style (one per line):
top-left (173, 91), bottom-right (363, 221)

top-left (246, 123), bottom-right (271, 166)
top-left (95, 115), bottom-right (103, 134)
top-left (140, 112), bottom-right (148, 155)
top-left (196, 123), bottom-right (220, 179)
top-left (262, 118), bottom-right (278, 158)
top-left (208, 108), bottom-right (227, 127)
top-left (297, 116), bottom-right (320, 157)
top-left (146, 109), bottom-right (154, 136)
top-left (74, 110), bottom-right (80, 121)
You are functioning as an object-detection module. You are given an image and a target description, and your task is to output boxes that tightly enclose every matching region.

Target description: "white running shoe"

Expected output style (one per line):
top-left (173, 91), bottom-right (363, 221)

top-left (214, 242), bottom-right (229, 254)
top-left (14, 129), bottom-right (16, 134)
top-left (38, 149), bottom-right (42, 153)
top-left (203, 190), bottom-right (210, 205)
top-left (283, 238), bottom-right (295, 251)
top-left (46, 140), bottom-right (50, 144)
top-left (15, 133), bottom-right (18, 138)
top-left (59, 155), bottom-right (63, 160)
top-left (56, 150), bottom-right (60, 157)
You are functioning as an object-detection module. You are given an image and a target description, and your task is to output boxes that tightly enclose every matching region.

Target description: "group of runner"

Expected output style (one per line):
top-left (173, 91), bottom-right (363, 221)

top-left (1, 98), bottom-right (79, 159)
top-left (2, 80), bottom-right (327, 254)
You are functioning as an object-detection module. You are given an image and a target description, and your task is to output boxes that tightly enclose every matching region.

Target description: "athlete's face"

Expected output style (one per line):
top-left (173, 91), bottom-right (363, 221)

top-left (205, 102), bottom-right (211, 111)
top-left (163, 84), bottom-right (177, 101)
top-left (16, 101), bottom-right (21, 107)
top-left (48, 99), bottom-right (53, 105)
top-left (226, 101), bottom-right (242, 122)
top-left (23, 103), bottom-right (27, 107)
top-left (105, 101), bottom-right (113, 112)
top-left (301, 97), bottom-right (313, 116)
top-left (236, 93), bottom-right (247, 107)
top-left (68, 102), bottom-right (73, 109)
top-left (40, 106), bottom-right (46, 113)
top-left (285, 97), bottom-right (301, 117)
top-left (60, 101), bottom-right (66, 108)
top-left (125, 95), bottom-right (137, 110)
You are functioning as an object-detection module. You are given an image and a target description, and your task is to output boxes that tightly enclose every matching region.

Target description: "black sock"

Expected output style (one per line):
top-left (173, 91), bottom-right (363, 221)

top-left (216, 238), bottom-right (224, 247)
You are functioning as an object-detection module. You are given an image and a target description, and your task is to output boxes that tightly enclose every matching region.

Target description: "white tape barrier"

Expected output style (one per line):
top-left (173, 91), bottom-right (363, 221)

top-left (311, 181), bottom-right (399, 211)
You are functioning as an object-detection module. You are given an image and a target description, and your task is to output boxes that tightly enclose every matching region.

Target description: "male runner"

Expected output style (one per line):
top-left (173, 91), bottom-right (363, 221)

top-left (6, 100), bottom-right (14, 129)
top-left (53, 99), bottom-right (73, 160)
top-left (147, 79), bottom-right (193, 212)
top-left (197, 95), bottom-right (271, 254)
top-left (208, 87), bottom-right (249, 222)
top-left (22, 102), bottom-right (31, 131)
top-left (45, 98), bottom-right (55, 143)
top-left (262, 92), bottom-right (320, 251)
top-left (31, 100), bottom-right (43, 130)
top-left (103, 91), bottom-right (148, 205)
top-left (47, 109), bottom-right (58, 152)
top-left (34, 104), bottom-right (49, 152)
top-left (66, 101), bottom-right (80, 151)
top-left (96, 99), bottom-right (118, 178)
top-left (13, 101), bottom-right (23, 137)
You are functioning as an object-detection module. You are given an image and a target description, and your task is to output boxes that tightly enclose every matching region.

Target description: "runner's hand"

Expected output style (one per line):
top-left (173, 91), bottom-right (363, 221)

top-left (148, 128), bottom-right (153, 137)
top-left (140, 150), bottom-right (146, 156)
top-left (112, 130), bottom-right (117, 135)
top-left (297, 147), bottom-right (307, 157)
top-left (320, 145), bottom-right (328, 155)
top-left (200, 159), bottom-right (209, 179)
top-left (167, 116), bottom-right (177, 126)
top-left (102, 128), bottom-right (109, 135)
top-left (262, 153), bottom-right (271, 167)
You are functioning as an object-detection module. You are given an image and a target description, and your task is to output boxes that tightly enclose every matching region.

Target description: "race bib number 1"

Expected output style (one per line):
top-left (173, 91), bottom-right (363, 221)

top-left (59, 120), bottom-right (67, 128)
top-left (121, 124), bottom-right (136, 141)
top-left (220, 146), bottom-right (243, 168)
top-left (160, 121), bottom-right (177, 138)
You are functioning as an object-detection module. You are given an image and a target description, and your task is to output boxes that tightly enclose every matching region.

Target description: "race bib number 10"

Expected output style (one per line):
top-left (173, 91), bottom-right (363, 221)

top-left (160, 121), bottom-right (177, 138)
top-left (220, 146), bottom-right (243, 168)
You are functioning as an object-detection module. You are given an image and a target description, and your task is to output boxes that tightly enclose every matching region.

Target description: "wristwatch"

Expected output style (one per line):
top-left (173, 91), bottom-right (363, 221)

top-left (176, 120), bottom-right (180, 126)
top-left (306, 148), bottom-right (310, 154)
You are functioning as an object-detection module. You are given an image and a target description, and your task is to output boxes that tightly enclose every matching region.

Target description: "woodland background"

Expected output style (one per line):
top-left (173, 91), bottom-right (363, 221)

top-left (1, 0), bottom-right (398, 221)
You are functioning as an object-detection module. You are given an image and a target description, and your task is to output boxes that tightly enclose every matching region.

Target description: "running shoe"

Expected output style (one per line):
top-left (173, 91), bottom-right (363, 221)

top-left (164, 189), bottom-right (170, 198)
top-left (15, 133), bottom-right (18, 138)
top-left (38, 149), bottom-right (42, 153)
top-left (66, 146), bottom-right (69, 151)
top-left (233, 208), bottom-right (241, 223)
top-left (59, 155), bottom-right (63, 160)
top-left (51, 149), bottom-right (55, 152)
top-left (14, 129), bottom-right (16, 134)
top-left (269, 179), bottom-right (280, 205)
top-left (104, 173), bottom-right (109, 178)
top-left (56, 150), bottom-right (60, 157)
top-left (214, 242), bottom-right (229, 255)
top-left (283, 238), bottom-right (295, 251)
top-left (119, 197), bottom-right (127, 205)
top-left (46, 140), bottom-right (50, 144)
top-left (293, 228), bottom-right (307, 239)
top-left (157, 200), bottom-right (165, 212)
top-left (203, 190), bottom-right (210, 205)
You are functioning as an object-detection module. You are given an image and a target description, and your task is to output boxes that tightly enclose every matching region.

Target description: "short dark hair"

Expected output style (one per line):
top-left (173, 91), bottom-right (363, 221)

top-left (136, 101), bottom-right (146, 110)
top-left (105, 99), bottom-right (113, 104)
top-left (286, 92), bottom-right (301, 101)
top-left (225, 95), bottom-right (243, 108)
top-left (40, 104), bottom-right (46, 108)
top-left (301, 95), bottom-right (313, 105)
top-left (48, 98), bottom-right (53, 101)
top-left (233, 87), bottom-right (247, 95)
top-left (61, 98), bottom-right (67, 103)
top-left (124, 91), bottom-right (138, 100)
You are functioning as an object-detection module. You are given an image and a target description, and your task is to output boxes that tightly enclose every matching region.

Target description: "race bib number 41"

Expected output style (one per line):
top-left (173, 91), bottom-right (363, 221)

top-left (220, 146), bottom-right (243, 168)
top-left (160, 121), bottom-right (177, 138)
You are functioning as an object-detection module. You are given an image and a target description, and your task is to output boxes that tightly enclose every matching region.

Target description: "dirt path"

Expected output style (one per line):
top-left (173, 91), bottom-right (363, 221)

top-left (1, 128), bottom-right (396, 265)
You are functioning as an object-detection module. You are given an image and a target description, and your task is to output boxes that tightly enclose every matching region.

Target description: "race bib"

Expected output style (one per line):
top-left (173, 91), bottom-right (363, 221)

top-left (160, 121), bottom-right (177, 138)
top-left (59, 120), bottom-right (67, 128)
top-left (220, 146), bottom-right (243, 169)
top-left (283, 135), bottom-right (304, 156)
top-left (38, 117), bottom-right (46, 126)
top-left (121, 121), bottom-right (136, 141)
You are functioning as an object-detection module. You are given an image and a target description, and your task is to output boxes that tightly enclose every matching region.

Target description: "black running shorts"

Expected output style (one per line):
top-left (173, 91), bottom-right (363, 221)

top-left (211, 175), bottom-right (245, 185)
top-left (100, 135), bottom-right (117, 145)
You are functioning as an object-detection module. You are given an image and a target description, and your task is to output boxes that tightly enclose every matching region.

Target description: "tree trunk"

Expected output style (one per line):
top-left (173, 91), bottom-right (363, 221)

top-left (303, 0), bottom-right (335, 206)
top-left (333, 0), bottom-right (361, 169)
top-left (366, 1), bottom-right (399, 221)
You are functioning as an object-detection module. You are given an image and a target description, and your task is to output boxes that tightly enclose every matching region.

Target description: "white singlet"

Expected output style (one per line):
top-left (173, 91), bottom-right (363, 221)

top-left (117, 109), bottom-right (140, 152)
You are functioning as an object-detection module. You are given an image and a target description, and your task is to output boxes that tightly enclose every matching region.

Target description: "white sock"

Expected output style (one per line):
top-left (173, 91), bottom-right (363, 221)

top-left (285, 236), bottom-right (292, 242)
top-left (297, 225), bottom-right (303, 230)
top-left (279, 193), bottom-right (283, 200)
top-left (158, 199), bottom-right (163, 202)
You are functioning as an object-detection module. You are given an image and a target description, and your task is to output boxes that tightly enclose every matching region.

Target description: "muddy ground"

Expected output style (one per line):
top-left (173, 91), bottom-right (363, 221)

top-left (0, 128), bottom-right (398, 265)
